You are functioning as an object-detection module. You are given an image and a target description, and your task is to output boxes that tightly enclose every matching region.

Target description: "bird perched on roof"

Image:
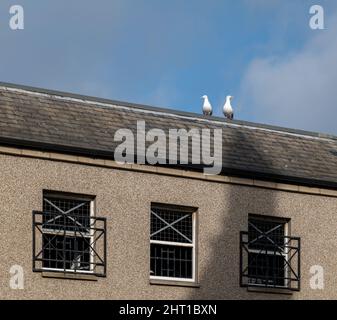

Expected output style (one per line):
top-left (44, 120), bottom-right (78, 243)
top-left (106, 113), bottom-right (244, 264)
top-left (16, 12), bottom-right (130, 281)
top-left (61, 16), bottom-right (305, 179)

top-left (223, 95), bottom-right (234, 119)
top-left (201, 95), bottom-right (212, 116)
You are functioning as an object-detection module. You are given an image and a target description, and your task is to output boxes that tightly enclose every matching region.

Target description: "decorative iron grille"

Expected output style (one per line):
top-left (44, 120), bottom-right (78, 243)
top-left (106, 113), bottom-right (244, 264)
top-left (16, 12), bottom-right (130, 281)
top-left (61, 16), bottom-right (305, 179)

top-left (33, 197), bottom-right (106, 277)
top-left (240, 218), bottom-right (300, 291)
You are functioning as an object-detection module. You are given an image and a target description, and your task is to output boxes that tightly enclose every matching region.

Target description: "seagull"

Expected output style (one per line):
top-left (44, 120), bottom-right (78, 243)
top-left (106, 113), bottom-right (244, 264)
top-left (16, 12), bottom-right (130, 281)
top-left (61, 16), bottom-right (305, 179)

top-left (201, 95), bottom-right (212, 116)
top-left (223, 95), bottom-right (234, 119)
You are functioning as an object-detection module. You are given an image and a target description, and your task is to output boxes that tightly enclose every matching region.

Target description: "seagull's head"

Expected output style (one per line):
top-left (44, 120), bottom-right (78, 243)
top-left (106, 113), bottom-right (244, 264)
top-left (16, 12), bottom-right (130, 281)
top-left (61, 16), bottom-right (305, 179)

top-left (226, 95), bottom-right (234, 101)
top-left (201, 95), bottom-right (208, 100)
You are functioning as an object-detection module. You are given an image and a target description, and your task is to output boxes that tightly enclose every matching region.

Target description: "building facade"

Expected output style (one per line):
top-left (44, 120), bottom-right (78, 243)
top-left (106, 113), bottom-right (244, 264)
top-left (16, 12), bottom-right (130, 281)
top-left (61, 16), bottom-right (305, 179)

top-left (0, 83), bottom-right (336, 299)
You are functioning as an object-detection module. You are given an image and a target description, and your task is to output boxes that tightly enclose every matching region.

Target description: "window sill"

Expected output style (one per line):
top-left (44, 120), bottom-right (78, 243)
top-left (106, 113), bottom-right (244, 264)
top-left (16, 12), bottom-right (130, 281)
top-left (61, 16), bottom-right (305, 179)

top-left (150, 278), bottom-right (200, 288)
top-left (42, 271), bottom-right (98, 281)
top-left (246, 286), bottom-right (295, 295)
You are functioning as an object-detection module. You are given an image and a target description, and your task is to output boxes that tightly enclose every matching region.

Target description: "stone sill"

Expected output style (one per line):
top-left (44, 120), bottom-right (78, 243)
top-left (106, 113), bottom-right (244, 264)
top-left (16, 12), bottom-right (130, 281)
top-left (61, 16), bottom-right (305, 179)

top-left (150, 278), bottom-right (200, 288)
top-left (42, 271), bottom-right (98, 281)
top-left (246, 286), bottom-right (295, 295)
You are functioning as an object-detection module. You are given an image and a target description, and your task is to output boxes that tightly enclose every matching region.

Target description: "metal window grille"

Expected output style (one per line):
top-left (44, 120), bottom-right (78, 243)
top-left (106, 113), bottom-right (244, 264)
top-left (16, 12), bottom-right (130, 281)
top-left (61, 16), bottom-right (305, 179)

top-left (33, 195), bottom-right (106, 277)
top-left (240, 216), bottom-right (300, 291)
top-left (150, 205), bottom-right (195, 281)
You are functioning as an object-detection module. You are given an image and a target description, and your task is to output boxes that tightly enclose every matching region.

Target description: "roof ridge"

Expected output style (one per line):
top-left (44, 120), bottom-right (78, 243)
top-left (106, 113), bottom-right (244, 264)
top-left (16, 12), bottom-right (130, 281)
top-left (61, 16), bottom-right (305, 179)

top-left (0, 81), bottom-right (336, 142)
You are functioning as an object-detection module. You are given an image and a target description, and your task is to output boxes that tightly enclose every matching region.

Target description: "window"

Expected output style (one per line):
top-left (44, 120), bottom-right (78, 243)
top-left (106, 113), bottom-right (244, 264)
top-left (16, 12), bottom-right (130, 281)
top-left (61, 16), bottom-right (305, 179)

top-left (33, 192), bottom-right (107, 277)
top-left (150, 204), bottom-right (197, 282)
top-left (248, 217), bottom-right (288, 287)
top-left (240, 214), bottom-right (300, 291)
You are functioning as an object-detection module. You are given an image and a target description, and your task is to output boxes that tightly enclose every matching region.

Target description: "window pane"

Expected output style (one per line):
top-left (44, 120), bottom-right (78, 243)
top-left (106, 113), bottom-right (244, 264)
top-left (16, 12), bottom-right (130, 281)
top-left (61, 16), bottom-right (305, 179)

top-left (42, 234), bottom-right (91, 271)
top-left (150, 244), bottom-right (193, 279)
top-left (151, 208), bottom-right (192, 243)
top-left (43, 197), bottom-right (91, 233)
top-left (248, 218), bottom-right (285, 251)
top-left (248, 253), bottom-right (285, 287)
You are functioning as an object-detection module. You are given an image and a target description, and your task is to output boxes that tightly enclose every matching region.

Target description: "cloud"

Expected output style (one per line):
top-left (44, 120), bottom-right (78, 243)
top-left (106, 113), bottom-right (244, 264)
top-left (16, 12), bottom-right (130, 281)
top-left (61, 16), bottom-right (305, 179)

top-left (239, 8), bottom-right (337, 135)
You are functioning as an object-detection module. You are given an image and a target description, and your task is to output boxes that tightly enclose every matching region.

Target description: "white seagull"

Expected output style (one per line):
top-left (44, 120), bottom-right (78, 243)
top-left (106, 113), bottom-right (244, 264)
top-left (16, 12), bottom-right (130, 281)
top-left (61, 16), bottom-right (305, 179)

top-left (223, 95), bottom-right (234, 119)
top-left (201, 95), bottom-right (212, 116)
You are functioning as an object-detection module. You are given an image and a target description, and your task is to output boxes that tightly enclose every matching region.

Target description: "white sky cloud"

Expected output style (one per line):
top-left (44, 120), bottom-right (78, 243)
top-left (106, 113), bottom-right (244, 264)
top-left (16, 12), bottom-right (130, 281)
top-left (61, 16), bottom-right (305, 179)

top-left (239, 8), bottom-right (337, 135)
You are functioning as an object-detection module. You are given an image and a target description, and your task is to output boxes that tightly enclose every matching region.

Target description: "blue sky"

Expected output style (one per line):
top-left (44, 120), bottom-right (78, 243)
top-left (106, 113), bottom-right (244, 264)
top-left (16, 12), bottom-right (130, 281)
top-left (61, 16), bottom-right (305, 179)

top-left (0, 0), bottom-right (336, 134)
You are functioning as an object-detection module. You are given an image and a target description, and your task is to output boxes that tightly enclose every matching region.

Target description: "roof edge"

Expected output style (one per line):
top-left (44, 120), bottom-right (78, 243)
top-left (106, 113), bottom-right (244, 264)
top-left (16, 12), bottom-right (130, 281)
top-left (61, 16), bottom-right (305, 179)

top-left (1, 81), bottom-right (336, 141)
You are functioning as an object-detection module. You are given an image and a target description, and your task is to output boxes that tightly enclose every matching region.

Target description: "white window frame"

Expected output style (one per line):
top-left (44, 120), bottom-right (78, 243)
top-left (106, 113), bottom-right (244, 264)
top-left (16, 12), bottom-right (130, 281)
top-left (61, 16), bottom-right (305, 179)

top-left (41, 194), bottom-right (95, 275)
top-left (150, 206), bottom-right (197, 283)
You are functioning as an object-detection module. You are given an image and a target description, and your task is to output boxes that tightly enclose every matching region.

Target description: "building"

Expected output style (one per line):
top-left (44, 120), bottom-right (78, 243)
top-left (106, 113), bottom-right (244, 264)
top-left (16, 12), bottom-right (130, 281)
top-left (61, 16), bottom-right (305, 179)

top-left (0, 82), bottom-right (336, 299)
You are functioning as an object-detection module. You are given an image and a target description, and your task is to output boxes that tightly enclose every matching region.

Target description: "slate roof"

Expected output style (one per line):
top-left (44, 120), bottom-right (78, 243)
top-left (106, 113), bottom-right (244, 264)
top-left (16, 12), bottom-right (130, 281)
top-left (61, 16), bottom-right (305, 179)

top-left (0, 82), bottom-right (337, 188)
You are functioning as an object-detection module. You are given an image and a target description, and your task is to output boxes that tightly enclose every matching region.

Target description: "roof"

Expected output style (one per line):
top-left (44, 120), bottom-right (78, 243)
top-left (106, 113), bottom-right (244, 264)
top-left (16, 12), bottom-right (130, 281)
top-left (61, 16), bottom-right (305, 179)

top-left (0, 81), bottom-right (337, 189)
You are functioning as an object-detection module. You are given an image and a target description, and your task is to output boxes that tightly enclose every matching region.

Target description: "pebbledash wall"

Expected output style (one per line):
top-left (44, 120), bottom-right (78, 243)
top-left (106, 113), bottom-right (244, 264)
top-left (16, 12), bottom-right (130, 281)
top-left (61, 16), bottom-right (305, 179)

top-left (0, 146), bottom-right (337, 300)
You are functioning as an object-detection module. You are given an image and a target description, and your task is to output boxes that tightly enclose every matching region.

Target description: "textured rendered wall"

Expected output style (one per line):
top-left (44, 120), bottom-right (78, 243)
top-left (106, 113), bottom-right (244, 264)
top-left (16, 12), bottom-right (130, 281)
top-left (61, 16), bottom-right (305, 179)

top-left (0, 153), bottom-right (336, 299)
